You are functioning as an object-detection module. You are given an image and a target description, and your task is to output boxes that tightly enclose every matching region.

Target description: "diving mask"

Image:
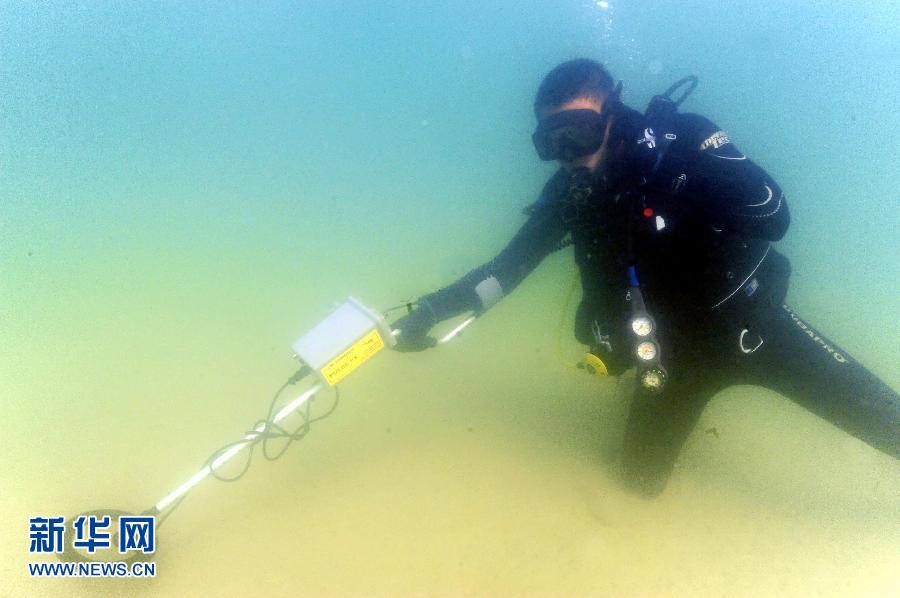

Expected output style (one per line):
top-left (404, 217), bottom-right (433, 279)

top-left (532, 82), bottom-right (623, 162)
top-left (532, 109), bottom-right (610, 162)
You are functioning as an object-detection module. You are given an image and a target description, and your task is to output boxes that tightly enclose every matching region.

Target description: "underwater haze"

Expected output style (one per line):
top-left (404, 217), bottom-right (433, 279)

top-left (2, 1), bottom-right (898, 596)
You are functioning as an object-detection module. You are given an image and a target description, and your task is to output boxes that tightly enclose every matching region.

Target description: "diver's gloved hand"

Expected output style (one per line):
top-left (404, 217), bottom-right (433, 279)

top-left (391, 307), bottom-right (438, 352)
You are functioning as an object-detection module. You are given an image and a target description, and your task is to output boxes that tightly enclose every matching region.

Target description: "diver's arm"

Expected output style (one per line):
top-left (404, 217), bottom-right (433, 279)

top-left (682, 114), bottom-right (790, 241)
top-left (392, 172), bottom-right (569, 350)
top-left (418, 195), bottom-right (568, 322)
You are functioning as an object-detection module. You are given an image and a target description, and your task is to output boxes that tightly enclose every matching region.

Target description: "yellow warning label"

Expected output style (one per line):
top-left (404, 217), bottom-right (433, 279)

top-left (320, 328), bottom-right (385, 386)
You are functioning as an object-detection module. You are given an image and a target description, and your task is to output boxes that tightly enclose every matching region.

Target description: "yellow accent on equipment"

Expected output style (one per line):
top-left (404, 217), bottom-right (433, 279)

top-left (320, 328), bottom-right (385, 385)
top-left (580, 353), bottom-right (609, 376)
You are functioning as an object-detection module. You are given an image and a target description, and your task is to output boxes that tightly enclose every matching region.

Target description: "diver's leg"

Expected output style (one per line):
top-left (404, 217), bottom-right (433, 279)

top-left (744, 304), bottom-right (900, 458)
top-left (619, 368), bottom-right (722, 497)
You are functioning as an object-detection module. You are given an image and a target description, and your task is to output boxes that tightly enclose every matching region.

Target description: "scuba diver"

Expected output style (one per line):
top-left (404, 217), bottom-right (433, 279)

top-left (392, 59), bottom-right (899, 497)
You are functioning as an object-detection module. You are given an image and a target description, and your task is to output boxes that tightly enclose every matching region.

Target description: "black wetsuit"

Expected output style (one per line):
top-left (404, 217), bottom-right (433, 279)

top-left (415, 108), bottom-right (900, 496)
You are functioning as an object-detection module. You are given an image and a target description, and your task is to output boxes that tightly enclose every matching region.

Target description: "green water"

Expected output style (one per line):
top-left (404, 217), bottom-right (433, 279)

top-left (2, 2), bottom-right (898, 595)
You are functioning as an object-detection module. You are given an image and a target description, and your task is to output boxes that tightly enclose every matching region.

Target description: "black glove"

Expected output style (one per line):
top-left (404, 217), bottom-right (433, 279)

top-left (391, 307), bottom-right (438, 352)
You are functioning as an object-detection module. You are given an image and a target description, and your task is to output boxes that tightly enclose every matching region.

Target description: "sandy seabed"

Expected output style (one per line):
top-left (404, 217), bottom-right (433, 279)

top-left (3, 261), bottom-right (898, 597)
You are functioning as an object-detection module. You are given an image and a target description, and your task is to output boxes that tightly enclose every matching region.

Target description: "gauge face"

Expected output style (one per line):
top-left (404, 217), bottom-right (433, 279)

top-left (631, 316), bottom-right (652, 337)
top-left (640, 368), bottom-right (666, 392)
top-left (636, 341), bottom-right (657, 361)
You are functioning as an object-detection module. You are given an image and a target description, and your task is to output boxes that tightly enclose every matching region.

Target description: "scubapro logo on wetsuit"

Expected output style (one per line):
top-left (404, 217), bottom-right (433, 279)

top-left (699, 130), bottom-right (730, 151)
top-left (782, 305), bottom-right (848, 364)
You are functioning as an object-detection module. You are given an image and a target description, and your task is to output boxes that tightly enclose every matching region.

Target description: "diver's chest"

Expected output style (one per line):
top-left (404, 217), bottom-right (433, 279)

top-left (577, 188), bottom-right (702, 257)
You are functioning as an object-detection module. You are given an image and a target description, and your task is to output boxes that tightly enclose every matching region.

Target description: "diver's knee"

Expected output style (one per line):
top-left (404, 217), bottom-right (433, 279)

top-left (619, 469), bottom-right (669, 499)
top-left (614, 457), bottom-right (671, 498)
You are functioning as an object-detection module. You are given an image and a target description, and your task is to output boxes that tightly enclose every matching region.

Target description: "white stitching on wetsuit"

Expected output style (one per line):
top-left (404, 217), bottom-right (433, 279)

top-left (711, 245), bottom-right (770, 309)
top-left (748, 192), bottom-right (783, 218)
top-left (744, 184), bottom-right (773, 207)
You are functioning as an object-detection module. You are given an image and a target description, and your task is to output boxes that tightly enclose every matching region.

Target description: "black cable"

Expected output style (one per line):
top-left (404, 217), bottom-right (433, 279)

top-left (154, 366), bottom-right (340, 523)
top-left (261, 386), bottom-right (341, 461)
top-left (382, 301), bottom-right (417, 317)
top-left (662, 75), bottom-right (698, 107)
top-left (207, 379), bottom-right (340, 478)
top-left (261, 379), bottom-right (304, 462)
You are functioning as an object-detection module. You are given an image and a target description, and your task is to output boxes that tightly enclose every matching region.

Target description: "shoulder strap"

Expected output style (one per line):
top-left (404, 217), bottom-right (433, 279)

top-left (641, 76), bottom-right (699, 177)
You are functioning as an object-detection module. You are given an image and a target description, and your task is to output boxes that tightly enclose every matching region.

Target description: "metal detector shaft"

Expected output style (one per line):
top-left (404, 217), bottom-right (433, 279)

top-left (150, 314), bottom-right (474, 517)
top-left (153, 383), bottom-right (322, 513)
top-left (438, 316), bottom-right (475, 344)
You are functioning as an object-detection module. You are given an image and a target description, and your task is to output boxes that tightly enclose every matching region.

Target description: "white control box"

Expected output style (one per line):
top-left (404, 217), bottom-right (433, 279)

top-left (292, 297), bottom-right (395, 386)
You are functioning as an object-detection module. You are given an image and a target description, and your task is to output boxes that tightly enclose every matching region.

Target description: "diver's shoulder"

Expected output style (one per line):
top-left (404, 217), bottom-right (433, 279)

top-left (539, 168), bottom-right (570, 202)
top-left (673, 112), bottom-right (727, 151)
top-left (523, 168), bottom-right (568, 215)
top-left (673, 112), bottom-right (720, 135)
